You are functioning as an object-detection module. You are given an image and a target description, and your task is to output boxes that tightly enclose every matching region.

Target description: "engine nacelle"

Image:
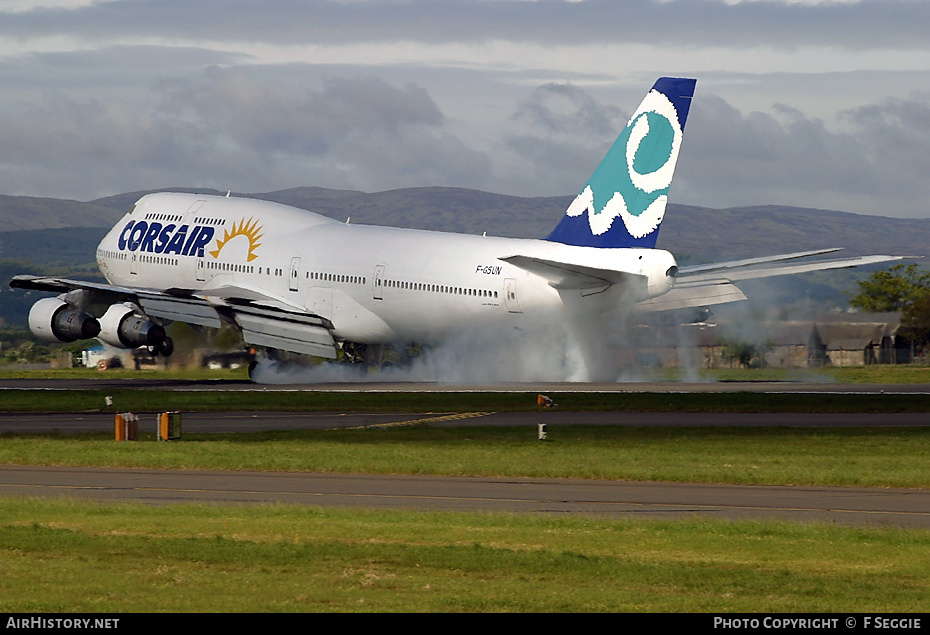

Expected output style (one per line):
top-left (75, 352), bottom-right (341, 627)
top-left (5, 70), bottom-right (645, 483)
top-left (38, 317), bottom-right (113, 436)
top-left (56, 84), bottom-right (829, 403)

top-left (98, 303), bottom-right (167, 349)
top-left (28, 297), bottom-right (101, 343)
top-left (643, 250), bottom-right (679, 299)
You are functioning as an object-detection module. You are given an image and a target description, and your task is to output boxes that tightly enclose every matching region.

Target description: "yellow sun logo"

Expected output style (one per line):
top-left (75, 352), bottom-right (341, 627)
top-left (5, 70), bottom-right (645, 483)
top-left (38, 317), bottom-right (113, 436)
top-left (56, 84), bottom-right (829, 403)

top-left (209, 217), bottom-right (264, 262)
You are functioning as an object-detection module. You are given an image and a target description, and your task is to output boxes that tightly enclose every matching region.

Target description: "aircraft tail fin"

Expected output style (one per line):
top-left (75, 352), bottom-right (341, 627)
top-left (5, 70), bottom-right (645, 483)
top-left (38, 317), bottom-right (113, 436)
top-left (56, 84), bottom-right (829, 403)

top-left (545, 77), bottom-right (696, 249)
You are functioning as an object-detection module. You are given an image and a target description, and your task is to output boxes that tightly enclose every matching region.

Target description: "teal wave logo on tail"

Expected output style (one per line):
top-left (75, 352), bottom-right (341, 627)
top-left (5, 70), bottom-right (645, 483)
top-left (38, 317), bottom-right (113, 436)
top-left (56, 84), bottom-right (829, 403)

top-left (546, 77), bottom-right (695, 249)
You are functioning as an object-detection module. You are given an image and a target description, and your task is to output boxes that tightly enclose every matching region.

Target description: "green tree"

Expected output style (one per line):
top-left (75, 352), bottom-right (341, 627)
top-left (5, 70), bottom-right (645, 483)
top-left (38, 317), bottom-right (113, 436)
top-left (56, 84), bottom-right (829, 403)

top-left (900, 289), bottom-right (930, 351)
top-left (849, 264), bottom-right (930, 312)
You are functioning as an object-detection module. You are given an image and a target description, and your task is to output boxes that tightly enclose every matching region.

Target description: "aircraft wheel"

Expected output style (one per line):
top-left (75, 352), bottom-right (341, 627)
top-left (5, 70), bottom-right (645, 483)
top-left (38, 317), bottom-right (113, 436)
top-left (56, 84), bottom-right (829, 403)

top-left (248, 360), bottom-right (258, 380)
top-left (158, 337), bottom-right (174, 357)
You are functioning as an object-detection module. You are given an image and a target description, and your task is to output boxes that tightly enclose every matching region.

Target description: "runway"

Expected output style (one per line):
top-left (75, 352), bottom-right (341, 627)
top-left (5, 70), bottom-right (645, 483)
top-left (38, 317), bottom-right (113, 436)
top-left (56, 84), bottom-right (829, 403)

top-left (2, 410), bottom-right (930, 434)
top-left (2, 377), bottom-right (928, 529)
top-left (4, 377), bottom-right (930, 393)
top-left (3, 465), bottom-right (930, 528)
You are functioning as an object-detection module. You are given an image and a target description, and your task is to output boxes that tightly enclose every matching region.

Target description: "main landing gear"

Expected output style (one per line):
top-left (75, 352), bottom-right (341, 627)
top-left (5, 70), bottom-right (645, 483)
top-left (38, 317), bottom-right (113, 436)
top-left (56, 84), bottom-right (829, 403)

top-left (147, 336), bottom-right (174, 358)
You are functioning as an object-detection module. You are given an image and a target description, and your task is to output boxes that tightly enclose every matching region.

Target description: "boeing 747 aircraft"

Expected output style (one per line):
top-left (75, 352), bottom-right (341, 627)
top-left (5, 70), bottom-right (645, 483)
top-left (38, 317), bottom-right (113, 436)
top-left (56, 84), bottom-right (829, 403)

top-left (10, 78), bottom-right (902, 380)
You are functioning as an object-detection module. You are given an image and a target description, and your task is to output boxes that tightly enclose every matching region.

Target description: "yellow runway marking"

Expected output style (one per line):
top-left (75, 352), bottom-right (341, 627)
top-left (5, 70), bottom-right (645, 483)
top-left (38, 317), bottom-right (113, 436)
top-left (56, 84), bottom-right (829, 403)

top-left (341, 411), bottom-right (494, 430)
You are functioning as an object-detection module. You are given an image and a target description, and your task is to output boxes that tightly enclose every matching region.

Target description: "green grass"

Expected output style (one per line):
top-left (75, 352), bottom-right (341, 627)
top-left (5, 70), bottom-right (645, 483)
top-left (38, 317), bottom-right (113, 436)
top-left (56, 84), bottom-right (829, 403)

top-left (3, 426), bottom-right (930, 488)
top-left (3, 387), bottom-right (930, 414)
top-left (3, 368), bottom-right (929, 613)
top-left (1, 499), bottom-right (928, 612)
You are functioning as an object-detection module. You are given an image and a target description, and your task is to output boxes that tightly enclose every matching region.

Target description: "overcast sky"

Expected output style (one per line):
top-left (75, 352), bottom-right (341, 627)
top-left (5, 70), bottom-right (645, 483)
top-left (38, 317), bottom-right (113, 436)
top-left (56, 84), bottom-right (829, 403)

top-left (0, 0), bottom-right (928, 219)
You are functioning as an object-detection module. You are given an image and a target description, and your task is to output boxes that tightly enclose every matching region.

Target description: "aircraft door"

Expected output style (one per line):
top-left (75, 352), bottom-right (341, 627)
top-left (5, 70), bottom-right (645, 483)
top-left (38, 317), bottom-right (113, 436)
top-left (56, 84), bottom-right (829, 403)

top-left (289, 257), bottom-right (300, 292)
top-left (196, 258), bottom-right (205, 282)
top-left (373, 265), bottom-right (385, 300)
top-left (504, 278), bottom-right (522, 313)
top-left (130, 253), bottom-right (138, 276)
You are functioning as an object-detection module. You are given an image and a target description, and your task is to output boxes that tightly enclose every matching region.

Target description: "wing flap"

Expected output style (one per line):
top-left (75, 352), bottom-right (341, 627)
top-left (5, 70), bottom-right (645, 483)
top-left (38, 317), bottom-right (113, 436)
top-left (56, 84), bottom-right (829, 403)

top-left (234, 313), bottom-right (336, 358)
top-left (137, 296), bottom-right (223, 328)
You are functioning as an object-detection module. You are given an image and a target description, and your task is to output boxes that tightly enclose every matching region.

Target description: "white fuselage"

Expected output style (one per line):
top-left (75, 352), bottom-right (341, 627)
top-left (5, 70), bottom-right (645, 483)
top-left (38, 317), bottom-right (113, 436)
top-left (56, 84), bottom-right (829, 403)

top-left (95, 193), bottom-right (677, 347)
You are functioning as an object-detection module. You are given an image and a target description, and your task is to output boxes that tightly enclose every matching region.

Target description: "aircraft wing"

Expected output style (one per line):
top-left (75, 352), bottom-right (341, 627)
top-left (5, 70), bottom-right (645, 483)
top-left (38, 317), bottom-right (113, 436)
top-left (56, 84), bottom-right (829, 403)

top-left (9, 275), bottom-right (338, 358)
top-left (677, 250), bottom-right (908, 282)
top-left (639, 251), bottom-right (911, 312)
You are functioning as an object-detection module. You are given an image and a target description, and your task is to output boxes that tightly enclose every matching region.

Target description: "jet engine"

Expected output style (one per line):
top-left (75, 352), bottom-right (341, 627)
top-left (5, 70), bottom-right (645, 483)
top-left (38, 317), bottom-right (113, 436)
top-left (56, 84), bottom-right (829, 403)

top-left (28, 297), bottom-right (101, 343)
top-left (641, 250), bottom-right (679, 299)
top-left (98, 303), bottom-right (173, 356)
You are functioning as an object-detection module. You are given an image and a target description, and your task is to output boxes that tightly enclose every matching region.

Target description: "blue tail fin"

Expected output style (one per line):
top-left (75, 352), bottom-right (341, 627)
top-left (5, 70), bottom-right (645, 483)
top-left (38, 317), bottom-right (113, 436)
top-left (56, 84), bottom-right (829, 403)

top-left (545, 77), bottom-right (696, 249)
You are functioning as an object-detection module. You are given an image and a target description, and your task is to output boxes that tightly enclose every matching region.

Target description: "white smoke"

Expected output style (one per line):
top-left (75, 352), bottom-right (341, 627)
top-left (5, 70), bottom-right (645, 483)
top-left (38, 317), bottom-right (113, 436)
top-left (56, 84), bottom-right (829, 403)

top-left (248, 277), bottom-right (836, 385)
top-left (250, 315), bottom-right (591, 385)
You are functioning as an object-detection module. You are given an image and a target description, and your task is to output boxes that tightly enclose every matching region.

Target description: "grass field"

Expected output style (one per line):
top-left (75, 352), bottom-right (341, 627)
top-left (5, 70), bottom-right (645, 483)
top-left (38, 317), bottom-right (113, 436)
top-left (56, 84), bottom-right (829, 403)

top-left (2, 499), bottom-right (928, 613)
top-left (2, 368), bottom-right (930, 612)
top-left (3, 426), bottom-right (930, 488)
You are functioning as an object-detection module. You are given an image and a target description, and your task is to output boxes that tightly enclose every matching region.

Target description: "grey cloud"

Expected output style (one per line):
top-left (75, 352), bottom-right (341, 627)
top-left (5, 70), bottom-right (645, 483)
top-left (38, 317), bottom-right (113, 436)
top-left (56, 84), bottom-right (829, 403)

top-left (0, 91), bottom-right (219, 197)
top-left (0, 67), bottom-right (492, 199)
top-left (503, 82), bottom-right (626, 194)
top-left (163, 68), bottom-right (444, 154)
top-left (2, 0), bottom-right (929, 51)
top-left (0, 45), bottom-right (249, 105)
top-left (838, 97), bottom-right (930, 200)
top-left (0, 94), bottom-right (188, 165)
top-left (513, 83), bottom-right (622, 138)
top-left (502, 79), bottom-right (930, 217)
top-left (674, 93), bottom-right (930, 216)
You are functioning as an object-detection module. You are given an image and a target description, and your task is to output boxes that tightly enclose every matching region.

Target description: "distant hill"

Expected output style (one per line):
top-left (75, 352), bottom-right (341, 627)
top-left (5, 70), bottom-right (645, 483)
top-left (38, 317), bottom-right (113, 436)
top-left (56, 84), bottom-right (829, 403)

top-left (659, 204), bottom-right (930, 263)
top-left (0, 227), bottom-right (109, 266)
top-left (0, 195), bottom-right (121, 231)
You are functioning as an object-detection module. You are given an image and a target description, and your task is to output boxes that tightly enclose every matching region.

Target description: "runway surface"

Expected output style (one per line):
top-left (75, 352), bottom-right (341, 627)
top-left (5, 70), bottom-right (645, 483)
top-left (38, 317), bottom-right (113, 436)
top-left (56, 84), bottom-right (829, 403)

top-left (3, 377), bottom-right (928, 528)
top-left (4, 465), bottom-right (930, 528)
top-left (4, 377), bottom-right (930, 393)
top-left (2, 410), bottom-right (930, 433)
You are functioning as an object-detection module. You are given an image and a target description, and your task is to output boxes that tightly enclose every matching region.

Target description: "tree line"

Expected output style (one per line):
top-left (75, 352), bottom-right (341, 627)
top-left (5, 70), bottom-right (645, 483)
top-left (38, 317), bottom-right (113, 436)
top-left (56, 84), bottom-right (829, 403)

top-left (850, 264), bottom-right (930, 351)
